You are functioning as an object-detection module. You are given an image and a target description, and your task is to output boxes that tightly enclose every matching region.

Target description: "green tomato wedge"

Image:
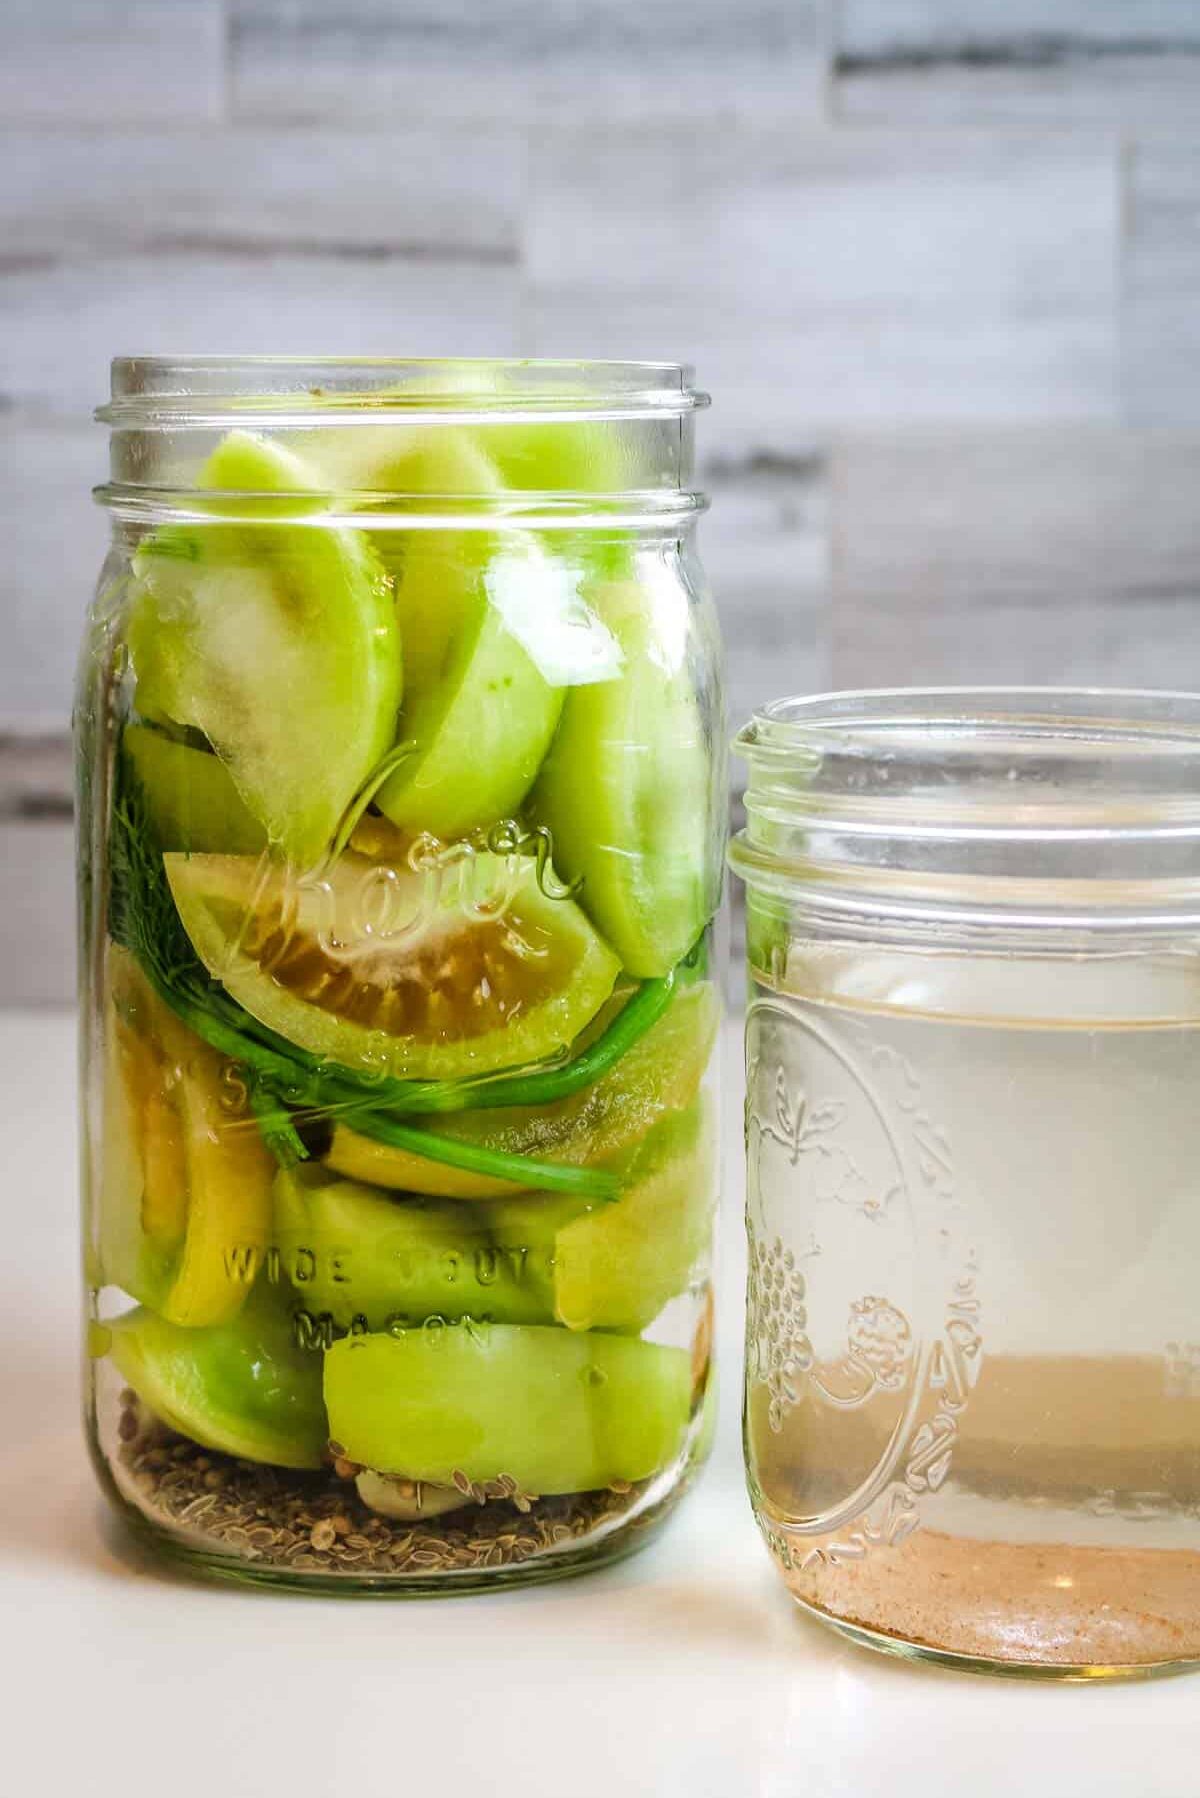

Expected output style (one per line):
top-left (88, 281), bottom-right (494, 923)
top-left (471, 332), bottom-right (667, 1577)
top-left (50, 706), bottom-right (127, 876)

top-left (165, 847), bottom-right (619, 1081)
top-left (478, 419), bottom-right (629, 495)
top-left (324, 1324), bottom-right (692, 1493)
top-left (272, 1166), bottom-right (554, 1329)
top-left (304, 421), bottom-right (632, 838)
top-left (127, 429), bottom-right (401, 868)
top-left (124, 724), bottom-right (266, 855)
top-left (552, 1102), bottom-right (716, 1333)
top-left (374, 537), bottom-right (565, 839)
top-left (474, 1103), bottom-right (716, 1336)
top-left (105, 1283), bottom-right (328, 1469)
top-left (99, 946), bottom-right (273, 1328)
top-left (303, 422), bottom-right (564, 839)
top-left (475, 1191), bottom-right (591, 1314)
top-left (473, 419), bottom-right (637, 583)
top-left (323, 979), bottom-right (719, 1197)
top-left (302, 419), bottom-right (499, 512)
top-left (299, 373), bottom-right (630, 499)
top-left (529, 574), bottom-right (717, 977)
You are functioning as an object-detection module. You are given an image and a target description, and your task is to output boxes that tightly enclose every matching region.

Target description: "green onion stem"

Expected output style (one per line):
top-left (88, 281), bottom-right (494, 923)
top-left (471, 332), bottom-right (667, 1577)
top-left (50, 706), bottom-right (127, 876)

top-left (369, 969), bottom-right (678, 1116)
top-left (335, 1107), bottom-right (620, 1200)
top-left (246, 1082), bottom-right (309, 1168)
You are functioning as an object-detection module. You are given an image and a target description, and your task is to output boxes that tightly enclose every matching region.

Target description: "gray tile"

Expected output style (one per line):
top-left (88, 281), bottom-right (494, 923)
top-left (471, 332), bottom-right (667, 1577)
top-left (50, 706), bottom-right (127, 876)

top-left (703, 456), bottom-right (831, 741)
top-left (831, 427), bottom-right (1200, 689)
top-left (0, 2), bottom-right (224, 124)
top-left (841, 0), bottom-right (1200, 48)
top-left (0, 732), bottom-right (72, 822)
top-left (525, 128), bottom-right (1117, 458)
top-left (0, 251), bottom-right (522, 419)
top-left (0, 123), bottom-right (525, 418)
top-left (231, 0), bottom-right (825, 126)
top-left (0, 823), bottom-right (75, 1006)
top-left (0, 126), bottom-right (524, 261)
top-left (1123, 140), bottom-right (1200, 426)
top-left (836, 0), bottom-right (1200, 126)
top-left (0, 415), bottom-right (108, 723)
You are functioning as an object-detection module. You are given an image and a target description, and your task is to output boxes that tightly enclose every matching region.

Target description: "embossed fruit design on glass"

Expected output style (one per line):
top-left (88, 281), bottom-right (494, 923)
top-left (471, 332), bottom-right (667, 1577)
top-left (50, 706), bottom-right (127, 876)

top-left (730, 691), bottom-right (1200, 1677)
top-left (78, 359), bottom-right (724, 1590)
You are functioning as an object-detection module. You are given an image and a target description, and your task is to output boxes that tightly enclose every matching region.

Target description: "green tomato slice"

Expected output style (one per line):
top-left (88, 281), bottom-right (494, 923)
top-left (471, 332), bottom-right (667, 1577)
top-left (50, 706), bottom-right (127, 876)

top-left (98, 947), bottom-right (273, 1328)
top-left (105, 1283), bottom-right (328, 1470)
top-left (272, 1166), bottom-right (554, 1329)
top-left (473, 1103), bottom-right (716, 1337)
top-left (471, 416), bottom-right (638, 583)
top-left (127, 430), bottom-right (401, 868)
top-left (305, 423), bottom-right (565, 839)
top-left (529, 574), bottom-right (718, 977)
top-left (552, 1102), bottom-right (716, 1333)
top-left (375, 553), bottom-right (565, 840)
top-left (298, 378), bottom-right (630, 499)
top-left (165, 847), bottom-right (620, 1081)
top-left (474, 1191), bottom-right (591, 1316)
top-left (324, 1323), bottom-right (692, 1493)
top-left (124, 724), bottom-right (266, 855)
top-left (303, 421), bottom-right (633, 838)
top-left (323, 979), bottom-right (719, 1197)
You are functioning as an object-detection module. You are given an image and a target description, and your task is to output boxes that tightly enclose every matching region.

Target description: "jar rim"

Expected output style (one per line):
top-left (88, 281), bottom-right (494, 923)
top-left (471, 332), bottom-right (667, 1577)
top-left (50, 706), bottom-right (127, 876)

top-left (731, 688), bottom-right (1200, 934)
top-left (739, 686), bottom-right (1200, 760)
top-left (96, 356), bottom-right (709, 427)
top-left (94, 356), bottom-right (709, 525)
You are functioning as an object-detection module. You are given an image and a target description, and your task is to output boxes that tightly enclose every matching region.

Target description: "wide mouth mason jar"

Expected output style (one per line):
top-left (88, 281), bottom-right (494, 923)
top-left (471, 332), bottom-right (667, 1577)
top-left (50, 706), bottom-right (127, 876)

top-left (730, 689), bottom-right (1200, 1678)
top-left (78, 357), bottom-right (725, 1592)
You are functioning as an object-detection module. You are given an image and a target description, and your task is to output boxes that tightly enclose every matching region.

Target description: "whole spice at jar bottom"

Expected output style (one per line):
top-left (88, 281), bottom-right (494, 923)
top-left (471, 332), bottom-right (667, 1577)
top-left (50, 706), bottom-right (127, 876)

top-left (115, 1413), bottom-right (665, 1577)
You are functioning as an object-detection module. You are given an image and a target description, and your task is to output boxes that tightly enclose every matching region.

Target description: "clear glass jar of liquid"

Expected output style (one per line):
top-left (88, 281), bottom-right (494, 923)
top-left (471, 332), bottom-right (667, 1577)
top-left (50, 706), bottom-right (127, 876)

top-left (729, 690), bottom-right (1200, 1678)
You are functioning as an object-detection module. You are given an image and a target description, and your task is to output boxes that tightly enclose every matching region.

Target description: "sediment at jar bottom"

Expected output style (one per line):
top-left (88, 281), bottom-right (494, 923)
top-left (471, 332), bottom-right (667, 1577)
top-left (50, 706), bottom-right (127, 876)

top-left (774, 1525), bottom-right (1200, 1668)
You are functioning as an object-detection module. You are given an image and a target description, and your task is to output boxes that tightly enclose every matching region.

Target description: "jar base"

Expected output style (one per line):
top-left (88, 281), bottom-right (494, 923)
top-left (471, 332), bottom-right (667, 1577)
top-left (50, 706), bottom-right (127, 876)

top-left (90, 1416), bottom-right (706, 1597)
top-left (789, 1595), bottom-right (1200, 1683)
top-left (109, 1498), bottom-right (678, 1597)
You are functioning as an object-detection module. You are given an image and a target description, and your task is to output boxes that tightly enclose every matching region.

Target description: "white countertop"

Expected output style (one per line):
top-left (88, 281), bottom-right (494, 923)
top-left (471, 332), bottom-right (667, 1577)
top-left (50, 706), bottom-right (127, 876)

top-left (4, 1012), bottom-right (1197, 1798)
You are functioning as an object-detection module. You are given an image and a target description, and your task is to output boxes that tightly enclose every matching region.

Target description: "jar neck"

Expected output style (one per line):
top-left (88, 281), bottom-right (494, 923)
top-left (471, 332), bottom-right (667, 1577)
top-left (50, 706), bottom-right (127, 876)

top-left (730, 689), bottom-right (1200, 936)
top-left (95, 357), bottom-right (708, 528)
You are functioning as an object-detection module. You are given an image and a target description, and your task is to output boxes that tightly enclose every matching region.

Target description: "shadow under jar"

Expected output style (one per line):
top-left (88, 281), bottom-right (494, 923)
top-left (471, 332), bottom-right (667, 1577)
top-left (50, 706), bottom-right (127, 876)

top-left (729, 690), bottom-right (1200, 1678)
top-left (78, 358), bottom-right (725, 1592)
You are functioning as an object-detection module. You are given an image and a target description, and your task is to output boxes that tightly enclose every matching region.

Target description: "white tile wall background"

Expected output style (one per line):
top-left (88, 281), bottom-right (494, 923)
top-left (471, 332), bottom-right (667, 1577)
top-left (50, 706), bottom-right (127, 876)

top-left (2, 0), bottom-right (1199, 999)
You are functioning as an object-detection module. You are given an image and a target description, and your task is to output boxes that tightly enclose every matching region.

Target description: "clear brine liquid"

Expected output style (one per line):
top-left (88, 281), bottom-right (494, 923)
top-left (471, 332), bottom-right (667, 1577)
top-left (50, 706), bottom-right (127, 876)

top-left (745, 946), bottom-right (1200, 1667)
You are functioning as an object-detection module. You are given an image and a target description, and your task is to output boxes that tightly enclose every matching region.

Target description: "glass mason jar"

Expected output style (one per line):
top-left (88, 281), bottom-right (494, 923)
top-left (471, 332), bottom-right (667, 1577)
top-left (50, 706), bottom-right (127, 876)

top-left (78, 357), bottom-right (725, 1592)
top-left (730, 690), bottom-right (1200, 1678)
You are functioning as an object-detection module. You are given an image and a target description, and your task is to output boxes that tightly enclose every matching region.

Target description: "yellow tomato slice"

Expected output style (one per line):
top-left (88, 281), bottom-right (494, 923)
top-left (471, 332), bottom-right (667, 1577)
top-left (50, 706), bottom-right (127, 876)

top-left (99, 947), bottom-right (272, 1327)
